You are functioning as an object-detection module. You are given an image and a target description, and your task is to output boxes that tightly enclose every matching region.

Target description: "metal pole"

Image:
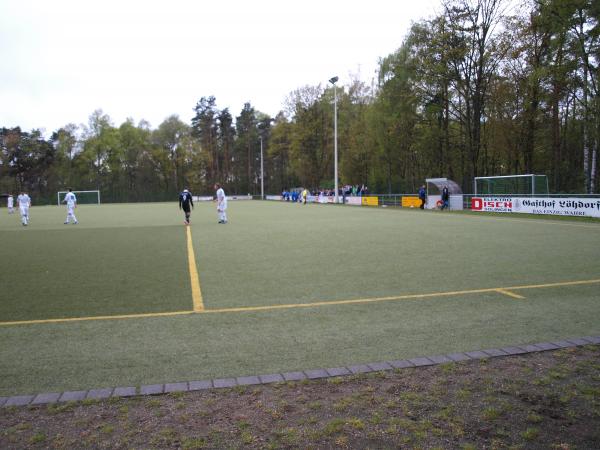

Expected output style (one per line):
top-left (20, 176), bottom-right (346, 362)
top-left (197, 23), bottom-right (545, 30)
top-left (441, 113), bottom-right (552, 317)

top-left (334, 84), bottom-right (339, 204)
top-left (260, 136), bottom-right (264, 200)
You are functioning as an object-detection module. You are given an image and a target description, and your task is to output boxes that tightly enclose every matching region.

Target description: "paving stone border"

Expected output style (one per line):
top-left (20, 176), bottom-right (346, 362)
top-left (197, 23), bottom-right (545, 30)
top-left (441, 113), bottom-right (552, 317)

top-left (2, 335), bottom-right (599, 408)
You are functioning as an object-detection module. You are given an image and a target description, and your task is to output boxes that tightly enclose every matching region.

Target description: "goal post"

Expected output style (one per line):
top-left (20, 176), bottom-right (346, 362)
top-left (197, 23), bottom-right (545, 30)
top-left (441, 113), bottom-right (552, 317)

top-left (57, 190), bottom-right (101, 206)
top-left (473, 174), bottom-right (549, 196)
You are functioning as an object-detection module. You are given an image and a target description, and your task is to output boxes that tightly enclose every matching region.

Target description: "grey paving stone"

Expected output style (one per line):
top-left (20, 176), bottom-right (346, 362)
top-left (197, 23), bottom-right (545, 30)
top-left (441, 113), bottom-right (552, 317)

top-left (409, 357), bottom-right (435, 367)
top-left (140, 384), bottom-right (163, 395)
top-left (31, 393), bottom-right (61, 405)
top-left (348, 364), bottom-right (373, 374)
top-left (446, 353), bottom-right (471, 362)
top-left (305, 369), bottom-right (329, 379)
top-left (259, 374), bottom-right (284, 384)
top-left (164, 383), bottom-right (188, 393)
top-left (213, 378), bottom-right (237, 388)
top-left (565, 338), bottom-right (592, 346)
top-left (113, 387), bottom-right (136, 397)
top-left (282, 371), bottom-right (306, 381)
top-left (326, 367), bottom-right (351, 377)
top-left (0, 397), bottom-right (7, 407)
top-left (551, 340), bottom-right (574, 348)
top-left (481, 348), bottom-right (509, 357)
top-left (5, 395), bottom-right (34, 407)
top-left (532, 342), bottom-right (560, 351)
top-left (580, 336), bottom-right (600, 344)
top-left (59, 391), bottom-right (87, 402)
top-left (388, 360), bottom-right (415, 369)
top-left (189, 380), bottom-right (213, 390)
top-left (500, 346), bottom-right (528, 355)
top-left (428, 355), bottom-right (453, 364)
top-left (237, 376), bottom-right (261, 386)
top-left (86, 388), bottom-right (113, 400)
top-left (368, 362), bottom-right (393, 371)
top-left (465, 351), bottom-right (489, 359)
top-left (521, 344), bottom-right (543, 353)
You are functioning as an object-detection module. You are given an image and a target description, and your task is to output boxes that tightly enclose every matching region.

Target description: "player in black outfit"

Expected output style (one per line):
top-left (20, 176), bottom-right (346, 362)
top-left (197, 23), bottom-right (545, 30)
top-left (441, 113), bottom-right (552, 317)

top-left (179, 189), bottom-right (194, 225)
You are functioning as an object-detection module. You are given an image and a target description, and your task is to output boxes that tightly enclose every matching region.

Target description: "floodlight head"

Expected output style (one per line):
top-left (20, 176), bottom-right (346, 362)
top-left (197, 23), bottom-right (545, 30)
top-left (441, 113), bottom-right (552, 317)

top-left (329, 76), bottom-right (339, 84)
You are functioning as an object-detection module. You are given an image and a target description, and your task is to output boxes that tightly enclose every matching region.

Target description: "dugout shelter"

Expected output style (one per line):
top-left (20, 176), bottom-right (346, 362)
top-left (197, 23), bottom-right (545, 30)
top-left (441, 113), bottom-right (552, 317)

top-left (425, 178), bottom-right (463, 210)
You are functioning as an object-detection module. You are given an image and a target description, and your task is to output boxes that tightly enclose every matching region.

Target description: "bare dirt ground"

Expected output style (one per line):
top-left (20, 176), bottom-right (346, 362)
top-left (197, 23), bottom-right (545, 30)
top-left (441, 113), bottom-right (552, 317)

top-left (1, 345), bottom-right (599, 449)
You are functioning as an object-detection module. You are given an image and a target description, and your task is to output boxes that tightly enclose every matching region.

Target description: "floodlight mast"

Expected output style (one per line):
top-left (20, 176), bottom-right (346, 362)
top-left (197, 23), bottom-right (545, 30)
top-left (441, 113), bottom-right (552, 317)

top-left (329, 76), bottom-right (339, 204)
top-left (260, 135), bottom-right (264, 200)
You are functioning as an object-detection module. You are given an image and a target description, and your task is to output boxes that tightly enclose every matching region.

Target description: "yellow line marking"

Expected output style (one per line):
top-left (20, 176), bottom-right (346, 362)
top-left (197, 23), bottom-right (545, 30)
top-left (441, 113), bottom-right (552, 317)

top-left (0, 311), bottom-right (195, 327)
top-left (505, 278), bottom-right (600, 290)
top-left (202, 278), bottom-right (600, 315)
top-left (1, 278), bottom-right (599, 327)
top-left (495, 288), bottom-right (526, 299)
top-left (186, 226), bottom-right (204, 312)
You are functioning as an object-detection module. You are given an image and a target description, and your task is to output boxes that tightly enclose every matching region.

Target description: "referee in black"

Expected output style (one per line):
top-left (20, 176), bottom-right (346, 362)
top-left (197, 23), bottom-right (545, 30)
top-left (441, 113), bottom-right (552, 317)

top-left (179, 189), bottom-right (194, 225)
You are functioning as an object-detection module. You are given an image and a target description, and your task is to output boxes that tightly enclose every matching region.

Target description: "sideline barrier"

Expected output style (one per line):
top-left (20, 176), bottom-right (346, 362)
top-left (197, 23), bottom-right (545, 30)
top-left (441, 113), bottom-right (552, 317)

top-left (471, 196), bottom-right (600, 218)
top-left (193, 195), bottom-right (253, 202)
top-left (402, 196), bottom-right (421, 208)
top-left (361, 196), bottom-right (379, 206)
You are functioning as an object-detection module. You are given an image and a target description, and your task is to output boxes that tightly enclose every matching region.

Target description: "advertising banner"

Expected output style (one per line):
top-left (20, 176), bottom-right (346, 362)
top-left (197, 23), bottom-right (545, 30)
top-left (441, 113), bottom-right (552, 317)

top-left (402, 196), bottom-right (421, 208)
top-left (346, 197), bottom-right (362, 206)
top-left (471, 197), bottom-right (600, 218)
top-left (361, 196), bottom-right (379, 207)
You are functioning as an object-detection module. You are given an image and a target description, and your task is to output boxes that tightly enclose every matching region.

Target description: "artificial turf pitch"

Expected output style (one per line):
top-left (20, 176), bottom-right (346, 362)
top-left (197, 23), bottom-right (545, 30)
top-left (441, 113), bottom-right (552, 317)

top-left (0, 201), bottom-right (599, 395)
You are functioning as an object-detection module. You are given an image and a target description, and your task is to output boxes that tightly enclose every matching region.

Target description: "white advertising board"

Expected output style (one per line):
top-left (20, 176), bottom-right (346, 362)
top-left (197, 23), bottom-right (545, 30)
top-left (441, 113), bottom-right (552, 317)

top-left (426, 195), bottom-right (464, 210)
top-left (471, 197), bottom-right (600, 218)
top-left (345, 197), bottom-right (362, 206)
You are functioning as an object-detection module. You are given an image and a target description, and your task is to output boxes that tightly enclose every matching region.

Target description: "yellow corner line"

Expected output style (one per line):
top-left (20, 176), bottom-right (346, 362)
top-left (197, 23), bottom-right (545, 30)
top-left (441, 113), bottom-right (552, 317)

top-left (202, 287), bottom-right (505, 314)
top-left (495, 288), bottom-right (526, 299)
top-left (505, 278), bottom-right (600, 290)
top-left (0, 310), bottom-right (195, 327)
top-left (1, 278), bottom-right (599, 327)
top-left (186, 226), bottom-right (204, 312)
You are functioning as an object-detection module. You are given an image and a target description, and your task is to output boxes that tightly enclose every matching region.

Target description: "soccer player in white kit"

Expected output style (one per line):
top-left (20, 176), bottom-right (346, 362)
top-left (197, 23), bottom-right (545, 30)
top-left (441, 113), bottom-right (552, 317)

top-left (214, 183), bottom-right (228, 224)
top-left (17, 191), bottom-right (31, 226)
top-left (7, 194), bottom-right (15, 214)
top-left (62, 188), bottom-right (78, 224)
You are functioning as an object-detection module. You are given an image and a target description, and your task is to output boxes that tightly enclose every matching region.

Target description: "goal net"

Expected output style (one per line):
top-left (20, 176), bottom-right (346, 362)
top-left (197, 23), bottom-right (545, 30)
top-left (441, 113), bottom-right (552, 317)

top-left (57, 190), bottom-right (101, 206)
top-left (473, 175), bottom-right (549, 196)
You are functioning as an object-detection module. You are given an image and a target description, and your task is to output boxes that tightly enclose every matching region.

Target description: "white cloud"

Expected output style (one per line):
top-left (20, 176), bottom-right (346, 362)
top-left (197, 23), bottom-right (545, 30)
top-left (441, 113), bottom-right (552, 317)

top-left (0, 0), bottom-right (439, 132)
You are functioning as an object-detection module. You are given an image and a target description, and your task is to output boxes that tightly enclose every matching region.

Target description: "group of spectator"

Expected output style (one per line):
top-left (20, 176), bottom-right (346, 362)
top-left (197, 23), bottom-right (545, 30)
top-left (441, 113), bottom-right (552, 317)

top-left (282, 184), bottom-right (370, 202)
top-left (342, 184), bottom-right (369, 197)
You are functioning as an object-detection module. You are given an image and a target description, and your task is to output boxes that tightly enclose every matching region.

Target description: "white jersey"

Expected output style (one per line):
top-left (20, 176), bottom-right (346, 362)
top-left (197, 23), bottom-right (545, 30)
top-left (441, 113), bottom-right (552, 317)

top-left (64, 192), bottom-right (77, 207)
top-left (7, 196), bottom-right (13, 208)
top-left (216, 188), bottom-right (227, 208)
top-left (17, 194), bottom-right (31, 208)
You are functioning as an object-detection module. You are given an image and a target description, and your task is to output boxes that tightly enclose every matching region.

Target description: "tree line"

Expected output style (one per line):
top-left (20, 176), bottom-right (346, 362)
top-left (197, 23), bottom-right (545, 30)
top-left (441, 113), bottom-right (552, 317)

top-left (1, 0), bottom-right (598, 203)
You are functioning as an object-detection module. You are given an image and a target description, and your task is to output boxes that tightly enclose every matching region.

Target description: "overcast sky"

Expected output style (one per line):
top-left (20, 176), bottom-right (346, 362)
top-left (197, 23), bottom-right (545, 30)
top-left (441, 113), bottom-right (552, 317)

top-left (1, 0), bottom-right (440, 134)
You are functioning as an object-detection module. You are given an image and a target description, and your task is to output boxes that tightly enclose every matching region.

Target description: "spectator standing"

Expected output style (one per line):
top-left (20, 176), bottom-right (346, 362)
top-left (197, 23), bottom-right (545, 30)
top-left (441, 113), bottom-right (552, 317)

top-left (418, 185), bottom-right (427, 210)
top-left (441, 186), bottom-right (449, 210)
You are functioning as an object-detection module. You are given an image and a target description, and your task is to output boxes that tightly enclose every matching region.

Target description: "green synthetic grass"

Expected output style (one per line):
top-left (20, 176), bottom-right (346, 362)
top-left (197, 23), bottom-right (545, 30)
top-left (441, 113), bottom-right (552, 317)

top-left (0, 205), bottom-right (191, 321)
top-left (0, 201), bottom-right (599, 395)
top-left (196, 202), bottom-right (600, 309)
